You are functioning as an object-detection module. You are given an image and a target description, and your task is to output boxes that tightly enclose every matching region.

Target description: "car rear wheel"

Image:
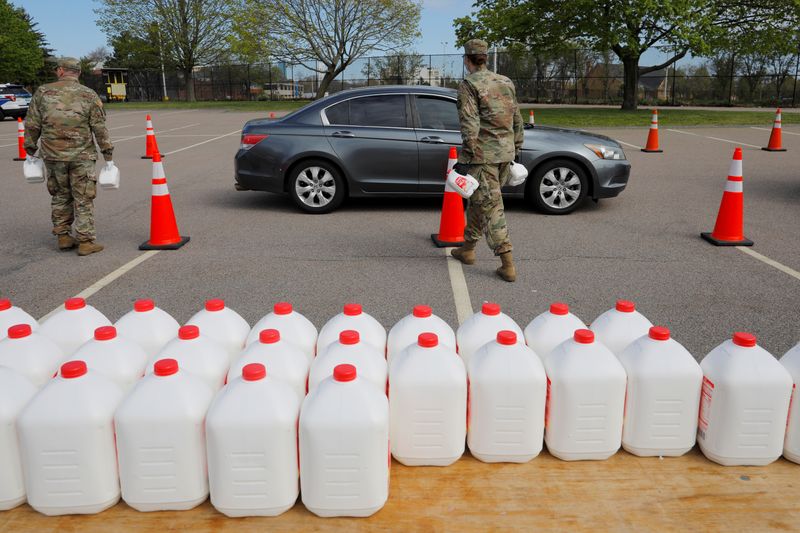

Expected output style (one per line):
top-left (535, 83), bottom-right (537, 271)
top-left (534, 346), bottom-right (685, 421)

top-left (289, 159), bottom-right (345, 214)
top-left (527, 159), bottom-right (588, 215)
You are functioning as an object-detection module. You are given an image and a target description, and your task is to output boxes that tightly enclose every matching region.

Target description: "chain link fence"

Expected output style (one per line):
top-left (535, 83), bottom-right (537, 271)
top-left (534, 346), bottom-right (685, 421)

top-left (83, 50), bottom-right (800, 107)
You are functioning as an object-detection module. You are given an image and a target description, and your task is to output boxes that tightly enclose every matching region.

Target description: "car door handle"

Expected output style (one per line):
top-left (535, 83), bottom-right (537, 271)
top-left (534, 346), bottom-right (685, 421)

top-left (419, 136), bottom-right (444, 144)
top-left (331, 131), bottom-right (355, 138)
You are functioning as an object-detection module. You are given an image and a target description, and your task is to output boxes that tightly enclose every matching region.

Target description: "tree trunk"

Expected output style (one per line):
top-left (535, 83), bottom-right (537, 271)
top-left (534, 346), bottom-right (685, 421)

top-left (621, 55), bottom-right (640, 110)
top-left (183, 67), bottom-right (196, 102)
top-left (316, 69), bottom-right (339, 99)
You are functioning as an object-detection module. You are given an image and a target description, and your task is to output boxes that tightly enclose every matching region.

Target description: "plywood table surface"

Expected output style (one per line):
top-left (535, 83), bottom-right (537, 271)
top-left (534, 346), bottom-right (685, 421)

top-left (3, 448), bottom-right (799, 532)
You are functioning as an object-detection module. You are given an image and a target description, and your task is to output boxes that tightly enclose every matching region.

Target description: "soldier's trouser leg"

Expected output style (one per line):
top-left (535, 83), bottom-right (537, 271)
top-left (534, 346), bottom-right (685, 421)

top-left (464, 163), bottom-right (513, 256)
top-left (45, 161), bottom-right (74, 236)
top-left (68, 160), bottom-right (98, 243)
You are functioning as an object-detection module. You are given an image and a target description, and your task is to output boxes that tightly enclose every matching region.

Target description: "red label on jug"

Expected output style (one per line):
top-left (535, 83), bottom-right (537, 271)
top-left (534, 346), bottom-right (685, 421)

top-left (698, 377), bottom-right (714, 438)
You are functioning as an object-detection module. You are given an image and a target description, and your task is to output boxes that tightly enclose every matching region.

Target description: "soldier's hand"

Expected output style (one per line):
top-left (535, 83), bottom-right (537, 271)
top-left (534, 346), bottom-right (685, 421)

top-left (453, 163), bottom-right (470, 175)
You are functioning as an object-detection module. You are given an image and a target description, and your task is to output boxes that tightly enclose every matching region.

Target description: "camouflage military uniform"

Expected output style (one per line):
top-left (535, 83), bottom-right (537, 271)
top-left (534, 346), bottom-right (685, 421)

top-left (456, 43), bottom-right (523, 256)
top-left (24, 58), bottom-right (113, 244)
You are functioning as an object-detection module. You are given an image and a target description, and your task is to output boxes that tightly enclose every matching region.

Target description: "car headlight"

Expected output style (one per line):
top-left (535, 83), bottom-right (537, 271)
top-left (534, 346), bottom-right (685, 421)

top-left (585, 143), bottom-right (626, 160)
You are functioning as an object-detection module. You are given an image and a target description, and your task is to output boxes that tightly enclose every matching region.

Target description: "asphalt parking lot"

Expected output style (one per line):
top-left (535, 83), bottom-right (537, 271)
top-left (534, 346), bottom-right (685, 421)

top-left (1, 109), bottom-right (798, 359)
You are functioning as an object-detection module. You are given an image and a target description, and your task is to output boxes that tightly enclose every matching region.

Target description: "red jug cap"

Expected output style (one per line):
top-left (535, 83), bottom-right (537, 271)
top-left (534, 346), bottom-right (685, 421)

top-left (65, 297), bottom-right (86, 310)
top-left (260, 329), bottom-right (280, 344)
top-left (550, 302), bottom-right (569, 315)
top-left (413, 305), bottom-right (432, 318)
top-left (274, 302), bottom-right (292, 315)
top-left (649, 326), bottom-right (670, 341)
top-left (7, 324), bottom-right (32, 339)
top-left (61, 360), bottom-right (87, 378)
top-left (497, 330), bottom-right (517, 345)
top-left (178, 325), bottom-right (199, 340)
top-left (134, 299), bottom-right (155, 312)
top-left (616, 300), bottom-right (635, 313)
top-left (340, 330), bottom-right (360, 345)
top-left (574, 329), bottom-right (595, 344)
top-left (334, 363), bottom-right (356, 382)
top-left (343, 303), bottom-right (362, 316)
top-left (154, 358), bottom-right (179, 376)
top-left (94, 326), bottom-right (117, 341)
top-left (243, 363), bottom-right (266, 381)
top-left (418, 332), bottom-right (438, 347)
top-left (481, 302), bottom-right (500, 316)
top-left (733, 332), bottom-right (756, 347)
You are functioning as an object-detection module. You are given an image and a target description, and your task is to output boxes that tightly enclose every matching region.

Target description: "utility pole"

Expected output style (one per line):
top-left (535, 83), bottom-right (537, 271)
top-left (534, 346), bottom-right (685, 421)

top-left (493, 45), bottom-right (498, 72)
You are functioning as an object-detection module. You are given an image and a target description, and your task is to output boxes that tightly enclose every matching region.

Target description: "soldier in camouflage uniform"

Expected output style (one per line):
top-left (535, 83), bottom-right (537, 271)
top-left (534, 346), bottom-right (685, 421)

top-left (450, 39), bottom-right (524, 282)
top-left (24, 57), bottom-right (114, 256)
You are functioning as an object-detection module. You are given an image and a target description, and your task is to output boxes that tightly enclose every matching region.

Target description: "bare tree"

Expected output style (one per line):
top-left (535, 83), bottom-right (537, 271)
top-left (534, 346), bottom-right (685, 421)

top-left (362, 52), bottom-right (425, 85)
top-left (95, 0), bottom-right (237, 101)
top-left (233, 0), bottom-right (421, 98)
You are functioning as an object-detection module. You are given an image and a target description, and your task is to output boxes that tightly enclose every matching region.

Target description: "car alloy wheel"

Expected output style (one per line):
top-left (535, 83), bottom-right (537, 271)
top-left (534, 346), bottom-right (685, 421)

top-left (540, 167), bottom-right (581, 209)
top-left (295, 166), bottom-right (336, 208)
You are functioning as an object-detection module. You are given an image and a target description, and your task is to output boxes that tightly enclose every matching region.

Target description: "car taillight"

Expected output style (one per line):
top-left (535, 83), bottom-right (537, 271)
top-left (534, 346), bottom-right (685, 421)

top-left (240, 134), bottom-right (268, 151)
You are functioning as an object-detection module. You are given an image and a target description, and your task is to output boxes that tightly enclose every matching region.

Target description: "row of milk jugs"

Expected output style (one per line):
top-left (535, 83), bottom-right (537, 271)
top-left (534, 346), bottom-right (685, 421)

top-left (1, 297), bottom-right (799, 517)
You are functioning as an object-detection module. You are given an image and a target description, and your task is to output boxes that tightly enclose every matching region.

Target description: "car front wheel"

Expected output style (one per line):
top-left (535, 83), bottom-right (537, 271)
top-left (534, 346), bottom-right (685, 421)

top-left (528, 159), bottom-right (588, 215)
top-left (288, 159), bottom-right (345, 214)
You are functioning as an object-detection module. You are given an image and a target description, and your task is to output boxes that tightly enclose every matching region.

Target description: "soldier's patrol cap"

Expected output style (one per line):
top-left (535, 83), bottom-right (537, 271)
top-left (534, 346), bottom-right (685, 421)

top-left (464, 39), bottom-right (488, 55)
top-left (56, 57), bottom-right (81, 71)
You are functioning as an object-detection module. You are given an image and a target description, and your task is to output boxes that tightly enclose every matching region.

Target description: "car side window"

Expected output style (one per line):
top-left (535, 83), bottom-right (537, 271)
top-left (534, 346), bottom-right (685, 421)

top-left (325, 101), bottom-right (349, 125)
top-left (415, 96), bottom-right (460, 131)
top-left (348, 95), bottom-right (407, 128)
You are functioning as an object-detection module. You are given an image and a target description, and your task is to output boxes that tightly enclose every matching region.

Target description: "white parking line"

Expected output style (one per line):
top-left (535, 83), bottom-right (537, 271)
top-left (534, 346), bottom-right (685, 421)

top-left (112, 123), bottom-right (201, 143)
top-left (38, 251), bottom-right (161, 322)
top-left (161, 129), bottom-right (241, 156)
top-left (616, 139), bottom-right (643, 150)
top-left (736, 247), bottom-right (800, 282)
top-left (444, 248), bottom-right (473, 325)
top-left (108, 124), bottom-right (134, 131)
top-left (668, 128), bottom-right (760, 149)
top-left (751, 126), bottom-right (800, 136)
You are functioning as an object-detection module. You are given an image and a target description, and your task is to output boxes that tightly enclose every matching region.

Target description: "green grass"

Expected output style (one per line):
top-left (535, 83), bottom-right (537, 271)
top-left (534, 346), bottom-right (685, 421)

top-left (106, 100), bottom-right (798, 127)
top-left (525, 108), bottom-right (800, 128)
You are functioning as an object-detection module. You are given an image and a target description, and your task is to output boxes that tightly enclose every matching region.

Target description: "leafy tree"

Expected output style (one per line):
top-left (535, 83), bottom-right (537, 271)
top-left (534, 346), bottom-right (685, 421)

top-left (0, 1), bottom-right (46, 84)
top-left (362, 52), bottom-right (425, 85)
top-left (95, 0), bottom-right (238, 101)
top-left (232, 0), bottom-right (421, 98)
top-left (105, 29), bottom-right (165, 70)
top-left (454, 0), bottom-right (797, 110)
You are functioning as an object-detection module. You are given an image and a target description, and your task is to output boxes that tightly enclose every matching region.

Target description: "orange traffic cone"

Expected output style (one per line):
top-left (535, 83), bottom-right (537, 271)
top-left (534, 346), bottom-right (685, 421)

top-left (762, 108), bottom-right (786, 152)
top-left (141, 114), bottom-right (163, 159)
top-left (13, 118), bottom-right (26, 161)
top-left (641, 109), bottom-right (662, 153)
top-left (139, 152), bottom-right (189, 250)
top-left (701, 147), bottom-right (753, 246)
top-left (269, 112), bottom-right (276, 119)
top-left (529, 109), bottom-right (535, 126)
top-left (431, 146), bottom-right (466, 247)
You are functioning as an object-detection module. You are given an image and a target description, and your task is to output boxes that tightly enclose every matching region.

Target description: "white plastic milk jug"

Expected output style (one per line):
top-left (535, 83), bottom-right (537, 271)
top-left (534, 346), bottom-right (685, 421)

top-left (389, 333), bottom-right (466, 466)
top-left (147, 325), bottom-right (229, 391)
top-left (618, 326), bottom-right (702, 457)
top-left (227, 329), bottom-right (309, 401)
top-left (309, 330), bottom-right (387, 393)
top-left (246, 302), bottom-right (317, 363)
top-left (698, 332), bottom-right (793, 466)
top-left (73, 326), bottom-right (148, 393)
top-left (456, 302), bottom-right (523, 366)
top-left (38, 297), bottom-right (111, 356)
top-left (207, 363), bottom-right (301, 517)
top-left (781, 341), bottom-right (800, 464)
top-left (0, 324), bottom-right (64, 387)
top-left (544, 329), bottom-right (627, 461)
top-left (115, 358), bottom-right (215, 511)
top-left (18, 361), bottom-right (124, 515)
top-left (387, 305), bottom-right (456, 365)
top-left (0, 367), bottom-right (38, 510)
top-left (186, 299), bottom-right (250, 363)
top-left (524, 302), bottom-right (586, 360)
top-left (317, 303), bottom-right (386, 355)
top-left (468, 331), bottom-right (546, 463)
top-left (590, 299), bottom-right (653, 355)
top-left (114, 298), bottom-right (180, 358)
top-left (300, 363), bottom-right (389, 517)
top-left (0, 298), bottom-right (38, 338)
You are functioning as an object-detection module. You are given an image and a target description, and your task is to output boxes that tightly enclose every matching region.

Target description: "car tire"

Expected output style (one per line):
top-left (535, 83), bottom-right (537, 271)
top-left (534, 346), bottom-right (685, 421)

top-left (527, 159), bottom-right (588, 215)
top-left (288, 159), bottom-right (346, 214)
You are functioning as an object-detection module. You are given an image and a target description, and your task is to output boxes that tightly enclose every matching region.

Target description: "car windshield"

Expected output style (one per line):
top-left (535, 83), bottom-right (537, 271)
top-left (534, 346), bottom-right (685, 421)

top-left (1, 86), bottom-right (29, 96)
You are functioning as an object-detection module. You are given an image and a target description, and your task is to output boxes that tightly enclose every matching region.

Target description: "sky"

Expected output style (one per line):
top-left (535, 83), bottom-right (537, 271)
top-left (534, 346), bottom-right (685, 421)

top-left (12, 0), bottom-right (669, 63)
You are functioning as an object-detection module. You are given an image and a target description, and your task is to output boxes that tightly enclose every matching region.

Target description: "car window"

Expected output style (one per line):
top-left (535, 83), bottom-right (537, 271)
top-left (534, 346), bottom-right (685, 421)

top-left (415, 96), bottom-right (460, 131)
top-left (325, 101), bottom-right (349, 125)
top-left (1, 86), bottom-right (28, 96)
top-left (348, 95), bottom-right (406, 128)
